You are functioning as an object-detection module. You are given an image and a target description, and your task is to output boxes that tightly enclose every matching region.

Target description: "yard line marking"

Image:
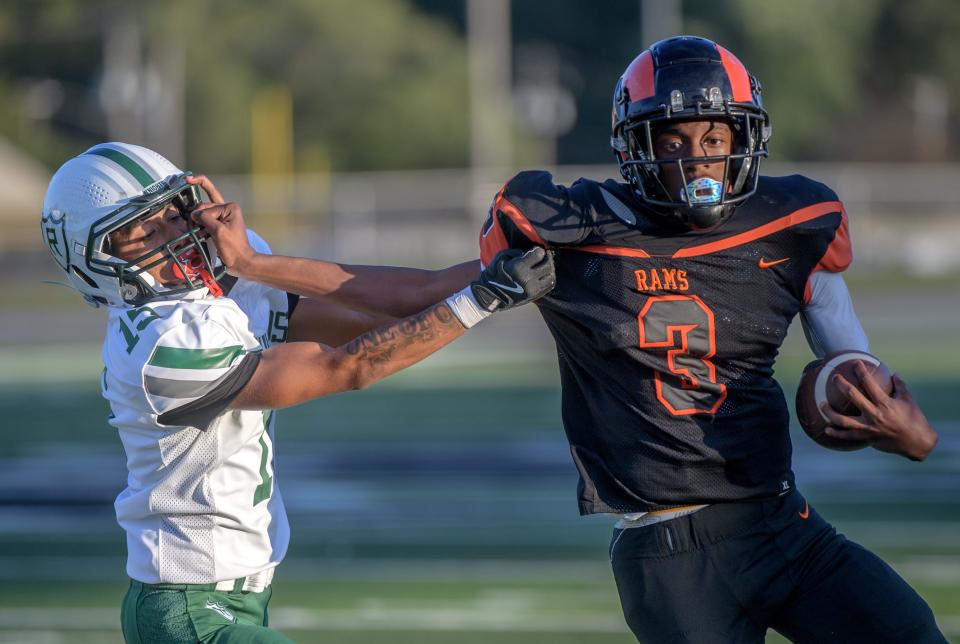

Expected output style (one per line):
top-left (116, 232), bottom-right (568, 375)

top-left (0, 606), bottom-right (629, 634)
top-left (2, 607), bottom-right (960, 635)
top-left (0, 556), bottom-right (618, 583)
top-left (2, 552), bottom-right (960, 584)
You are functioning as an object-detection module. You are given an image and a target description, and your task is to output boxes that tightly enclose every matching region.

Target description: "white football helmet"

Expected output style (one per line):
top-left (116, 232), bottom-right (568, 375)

top-left (41, 142), bottom-right (224, 307)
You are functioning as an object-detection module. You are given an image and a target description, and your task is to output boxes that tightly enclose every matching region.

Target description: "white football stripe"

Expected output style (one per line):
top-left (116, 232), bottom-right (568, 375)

top-left (814, 351), bottom-right (881, 422)
top-left (143, 364), bottom-right (234, 381)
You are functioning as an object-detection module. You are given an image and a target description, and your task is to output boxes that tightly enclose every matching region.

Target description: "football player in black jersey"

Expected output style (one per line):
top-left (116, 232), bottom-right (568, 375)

top-left (479, 36), bottom-right (943, 643)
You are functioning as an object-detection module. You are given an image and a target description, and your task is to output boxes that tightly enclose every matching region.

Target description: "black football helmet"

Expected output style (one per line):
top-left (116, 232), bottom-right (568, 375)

top-left (611, 36), bottom-right (771, 229)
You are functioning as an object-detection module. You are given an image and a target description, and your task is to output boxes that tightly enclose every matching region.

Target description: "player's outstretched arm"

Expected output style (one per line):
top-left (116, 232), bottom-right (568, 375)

top-left (285, 297), bottom-right (396, 347)
top-left (229, 246), bottom-right (555, 410)
top-left (232, 301), bottom-right (463, 408)
top-left (242, 255), bottom-right (478, 318)
top-left (821, 364), bottom-right (938, 461)
top-left (186, 175), bottom-right (478, 317)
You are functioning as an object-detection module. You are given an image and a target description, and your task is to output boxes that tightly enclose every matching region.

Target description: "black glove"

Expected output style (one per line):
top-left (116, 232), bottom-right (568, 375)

top-left (471, 247), bottom-right (556, 312)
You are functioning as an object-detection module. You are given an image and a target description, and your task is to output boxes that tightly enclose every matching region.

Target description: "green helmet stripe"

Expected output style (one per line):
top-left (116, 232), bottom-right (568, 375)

top-left (86, 146), bottom-right (156, 188)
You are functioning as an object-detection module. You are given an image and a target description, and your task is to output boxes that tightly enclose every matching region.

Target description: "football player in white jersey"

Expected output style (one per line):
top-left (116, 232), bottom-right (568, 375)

top-left (41, 142), bottom-right (555, 643)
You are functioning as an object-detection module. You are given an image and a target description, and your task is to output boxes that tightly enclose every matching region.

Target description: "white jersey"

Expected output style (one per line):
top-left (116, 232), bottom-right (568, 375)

top-left (101, 231), bottom-right (294, 584)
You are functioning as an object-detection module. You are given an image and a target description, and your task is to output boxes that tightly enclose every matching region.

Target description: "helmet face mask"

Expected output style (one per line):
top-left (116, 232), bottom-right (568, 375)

top-left (41, 142), bottom-right (226, 308)
top-left (88, 177), bottom-right (224, 306)
top-left (610, 36), bottom-right (771, 229)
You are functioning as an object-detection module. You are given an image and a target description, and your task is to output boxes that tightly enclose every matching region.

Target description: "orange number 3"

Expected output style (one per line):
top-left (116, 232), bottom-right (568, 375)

top-left (638, 295), bottom-right (727, 416)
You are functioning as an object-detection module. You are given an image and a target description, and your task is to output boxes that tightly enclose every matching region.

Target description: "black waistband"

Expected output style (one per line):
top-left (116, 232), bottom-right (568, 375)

top-left (614, 489), bottom-right (804, 557)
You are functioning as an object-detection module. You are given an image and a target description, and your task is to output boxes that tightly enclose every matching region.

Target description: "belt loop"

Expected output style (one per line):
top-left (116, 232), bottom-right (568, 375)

top-left (233, 577), bottom-right (245, 593)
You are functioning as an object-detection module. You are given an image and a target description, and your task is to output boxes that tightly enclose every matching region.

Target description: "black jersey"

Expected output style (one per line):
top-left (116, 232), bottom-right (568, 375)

top-left (480, 171), bottom-right (851, 514)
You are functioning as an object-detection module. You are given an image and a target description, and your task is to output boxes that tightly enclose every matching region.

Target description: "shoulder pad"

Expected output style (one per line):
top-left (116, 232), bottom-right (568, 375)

top-left (479, 171), bottom-right (606, 265)
top-left (759, 174), bottom-right (840, 205)
top-left (139, 302), bottom-right (260, 415)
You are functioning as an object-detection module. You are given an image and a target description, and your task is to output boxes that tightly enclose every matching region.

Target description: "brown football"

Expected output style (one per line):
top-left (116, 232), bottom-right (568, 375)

top-left (795, 351), bottom-right (893, 451)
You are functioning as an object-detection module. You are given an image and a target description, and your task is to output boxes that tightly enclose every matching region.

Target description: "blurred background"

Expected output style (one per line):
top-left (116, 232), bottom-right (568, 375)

top-left (1, 0), bottom-right (958, 642)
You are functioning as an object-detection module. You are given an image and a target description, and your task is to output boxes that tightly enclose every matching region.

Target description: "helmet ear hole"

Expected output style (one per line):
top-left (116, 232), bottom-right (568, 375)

top-left (119, 280), bottom-right (147, 304)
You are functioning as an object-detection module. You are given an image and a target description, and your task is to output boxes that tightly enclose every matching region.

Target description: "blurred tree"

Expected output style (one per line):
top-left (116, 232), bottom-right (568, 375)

top-left (150, 0), bottom-right (470, 173)
top-left (0, 0), bottom-right (103, 166)
top-left (415, 0), bottom-right (642, 166)
top-left (853, 0), bottom-right (960, 161)
top-left (415, 0), bottom-right (893, 164)
top-left (687, 0), bottom-right (884, 161)
top-left (509, 0), bottom-right (640, 167)
top-left (0, 0), bottom-right (469, 172)
top-left (687, 0), bottom-right (960, 162)
top-left (4, 0), bottom-right (960, 169)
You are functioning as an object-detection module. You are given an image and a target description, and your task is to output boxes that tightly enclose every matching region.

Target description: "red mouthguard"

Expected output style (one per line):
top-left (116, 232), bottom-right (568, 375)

top-left (173, 248), bottom-right (223, 297)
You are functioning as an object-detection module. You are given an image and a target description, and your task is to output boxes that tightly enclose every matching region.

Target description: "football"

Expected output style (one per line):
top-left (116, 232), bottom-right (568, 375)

top-left (795, 351), bottom-right (893, 451)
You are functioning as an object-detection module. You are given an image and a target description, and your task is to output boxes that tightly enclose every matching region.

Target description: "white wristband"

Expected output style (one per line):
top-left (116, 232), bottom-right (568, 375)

top-left (444, 286), bottom-right (492, 329)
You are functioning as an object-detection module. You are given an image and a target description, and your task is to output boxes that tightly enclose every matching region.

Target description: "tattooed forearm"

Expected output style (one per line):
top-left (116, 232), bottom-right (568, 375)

top-left (343, 303), bottom-right (464, 373)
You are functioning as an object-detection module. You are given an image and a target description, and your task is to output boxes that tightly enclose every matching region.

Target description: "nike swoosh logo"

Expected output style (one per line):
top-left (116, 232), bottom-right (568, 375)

top-left (488, 279), bottom-right (524, 294)
top-left (759, 257), bottom-right (790, 269)
top-left (799, 501), bottom-right (810, 519)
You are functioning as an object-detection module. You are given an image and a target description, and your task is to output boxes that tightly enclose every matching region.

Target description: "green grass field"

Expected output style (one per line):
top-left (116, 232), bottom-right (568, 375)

top-left (1, 281), bottom-right (959, 643)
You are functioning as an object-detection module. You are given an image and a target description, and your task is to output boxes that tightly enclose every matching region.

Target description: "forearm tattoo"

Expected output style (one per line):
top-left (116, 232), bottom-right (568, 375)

top-left (343, 302), bottom-right (459, 367)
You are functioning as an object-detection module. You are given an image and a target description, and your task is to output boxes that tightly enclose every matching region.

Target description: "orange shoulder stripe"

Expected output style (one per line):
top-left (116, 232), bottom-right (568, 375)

top-left (479, 189), bottom-right (550, 266)
top-left (574, 244), bottom-right (651, 259)
top-left (479, 186), bottom-right (510, 267)
top-left (566, 201), bottom-right (843, 261)
top-left (811, 206), bottom-right (851, 273)
top-left (496, 193), bottom-right (548, 247)
top-left (672, 201), bottom-right (844, 258)
top-left (803, 204), bottom-right (852, 304)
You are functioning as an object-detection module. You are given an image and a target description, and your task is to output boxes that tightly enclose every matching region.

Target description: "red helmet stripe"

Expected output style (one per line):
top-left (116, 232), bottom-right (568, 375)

top-left (717, 45), bottom-right (752, 102)
top-left (623, 51), bottom-right (655, 101)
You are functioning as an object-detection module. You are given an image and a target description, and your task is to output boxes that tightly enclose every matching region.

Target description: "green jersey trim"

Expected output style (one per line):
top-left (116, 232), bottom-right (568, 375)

top-left (149, 346), bottom-right (245, 370)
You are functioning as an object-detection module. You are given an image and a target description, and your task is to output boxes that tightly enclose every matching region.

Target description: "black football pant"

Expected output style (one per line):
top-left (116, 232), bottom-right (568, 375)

top-left (609, 489), bottom-right (945, 643)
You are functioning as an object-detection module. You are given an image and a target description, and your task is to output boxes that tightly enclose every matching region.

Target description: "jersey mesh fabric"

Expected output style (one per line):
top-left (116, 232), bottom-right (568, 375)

top-left (154, 427), bottom-right (218, 580)
top-left (483, 172), bottom-right (848, 513)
